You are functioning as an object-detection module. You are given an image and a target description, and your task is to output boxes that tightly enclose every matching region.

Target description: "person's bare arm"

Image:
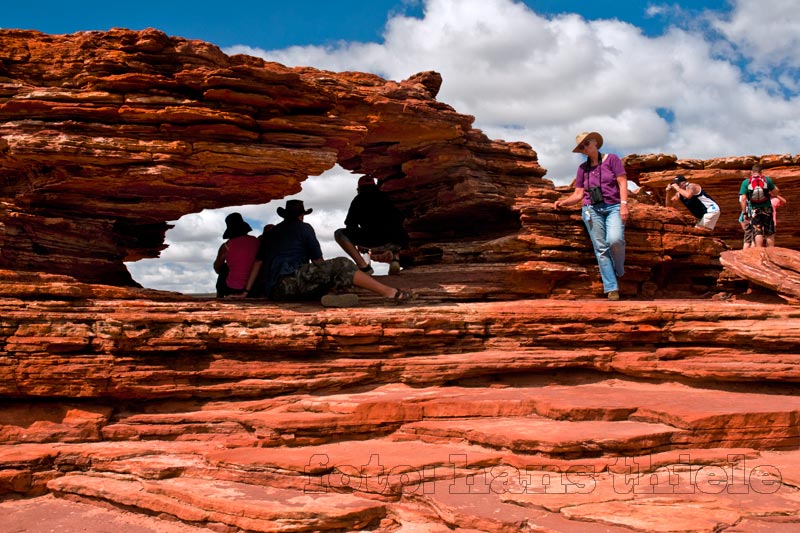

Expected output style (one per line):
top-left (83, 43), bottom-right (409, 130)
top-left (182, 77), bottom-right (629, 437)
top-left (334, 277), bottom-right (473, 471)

top-left (213, 243), bottom-right (227, 273)
top-left (617, 174), bottom-right (629, 223)
top-left (554, 188), bottom-right (585, 209)
top-left (685, 183), bottom-right (701, 198)
top-left (227, 259), bottom-right (262, 299)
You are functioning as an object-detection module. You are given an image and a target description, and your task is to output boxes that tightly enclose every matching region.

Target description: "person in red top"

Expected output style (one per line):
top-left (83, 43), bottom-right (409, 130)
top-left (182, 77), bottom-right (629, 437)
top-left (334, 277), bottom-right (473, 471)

top-left (213, 212), bottom-right (260, 298)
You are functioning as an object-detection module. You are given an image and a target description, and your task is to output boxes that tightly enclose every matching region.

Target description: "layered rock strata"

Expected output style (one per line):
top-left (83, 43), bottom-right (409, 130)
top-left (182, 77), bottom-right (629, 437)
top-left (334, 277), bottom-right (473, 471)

top-left (626, 153), bottom-right (800, 252)
top-left (4, 29), bottom-right (792, 299)
top-left (2, 270), bottom-right (800, 532)
top-left (0, 28), bottom-right (544, 289)
top-left (3, 28), bottom-right (800, 532)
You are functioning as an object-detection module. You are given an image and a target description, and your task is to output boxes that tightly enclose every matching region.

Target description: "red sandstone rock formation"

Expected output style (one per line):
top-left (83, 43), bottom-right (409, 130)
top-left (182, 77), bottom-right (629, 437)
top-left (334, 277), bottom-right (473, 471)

top-left (3, 29), bottom-right (800, 532)
top-left (2, 28), bottom-right (780, 300)
top-left (0, 28), bottom-right (543, 289)
top-left (626, 152), bottom-right (800, 251)
top-left (720, 247), bottom-right (800, 303)
top-left (2, 270), bottom-right (800, 532)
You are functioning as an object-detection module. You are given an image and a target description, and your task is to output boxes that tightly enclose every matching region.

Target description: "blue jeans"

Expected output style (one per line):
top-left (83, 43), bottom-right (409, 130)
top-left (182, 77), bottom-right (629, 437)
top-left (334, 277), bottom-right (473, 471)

top-left (582, 204), bottom-right (625, 293)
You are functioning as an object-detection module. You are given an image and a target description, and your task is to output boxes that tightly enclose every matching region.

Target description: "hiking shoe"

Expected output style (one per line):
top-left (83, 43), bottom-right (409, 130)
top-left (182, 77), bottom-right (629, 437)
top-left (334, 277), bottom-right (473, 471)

top-left (321, 293), bottom-right (360, 307)
top-left (392, 289), bottom-right (417, 304)
top-left (607, 290), bottom-right (620, 301)
top-left (388, 260), bottom-right (401, 275)
top-left (359, 265), bottom-right (374, 276)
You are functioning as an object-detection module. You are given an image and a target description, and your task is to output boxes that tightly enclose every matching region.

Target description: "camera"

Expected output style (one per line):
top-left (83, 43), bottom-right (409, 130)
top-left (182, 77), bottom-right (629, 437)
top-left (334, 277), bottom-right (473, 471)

top-left (588, 186), bottom-right (604, 205)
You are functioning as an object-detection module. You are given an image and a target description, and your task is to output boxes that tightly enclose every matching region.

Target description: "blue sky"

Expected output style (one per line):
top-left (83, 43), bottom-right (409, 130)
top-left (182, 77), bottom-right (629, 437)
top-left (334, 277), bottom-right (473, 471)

top-left (3, 0), bottom-right (799, 293)
top-left (4, 1), bottom-right (729, 48)
top-left (2, 1), bottom-right (423, 49)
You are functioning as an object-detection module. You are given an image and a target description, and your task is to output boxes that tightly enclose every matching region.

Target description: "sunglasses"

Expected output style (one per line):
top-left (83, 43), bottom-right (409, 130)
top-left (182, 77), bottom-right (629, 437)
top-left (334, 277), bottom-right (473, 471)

top-left (579, 139), bottom-right (594, 149)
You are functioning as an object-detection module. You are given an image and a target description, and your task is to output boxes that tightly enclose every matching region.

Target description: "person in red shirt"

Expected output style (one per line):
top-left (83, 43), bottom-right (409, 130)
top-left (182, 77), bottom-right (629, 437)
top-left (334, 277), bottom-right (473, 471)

top-left (213, 212), bottom-right (260, 298)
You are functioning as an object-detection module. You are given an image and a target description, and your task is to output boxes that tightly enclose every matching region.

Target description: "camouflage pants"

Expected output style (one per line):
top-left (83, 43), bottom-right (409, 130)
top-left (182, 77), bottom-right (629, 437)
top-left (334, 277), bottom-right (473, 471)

top-left (271, 257), bottom-right (357, 300)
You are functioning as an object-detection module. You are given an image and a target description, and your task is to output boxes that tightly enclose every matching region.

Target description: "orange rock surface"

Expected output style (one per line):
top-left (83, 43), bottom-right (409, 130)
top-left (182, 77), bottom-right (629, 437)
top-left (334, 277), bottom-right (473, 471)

top-left (6, 28), bottom-right (792, 300)
top-left (2, 269), bottom-right (800, 531)
top-left (2, 29), bottom-right (800, 532)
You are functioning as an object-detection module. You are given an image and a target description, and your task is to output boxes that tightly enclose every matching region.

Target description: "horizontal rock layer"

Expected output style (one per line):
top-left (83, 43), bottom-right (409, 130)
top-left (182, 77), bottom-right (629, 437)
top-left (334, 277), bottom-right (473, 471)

top-left (3, 28), bottom-right (800, 532)
top-left (5, 29), bottom-right (798, 299)
top-left (2, 270), bottom-right (800, 531)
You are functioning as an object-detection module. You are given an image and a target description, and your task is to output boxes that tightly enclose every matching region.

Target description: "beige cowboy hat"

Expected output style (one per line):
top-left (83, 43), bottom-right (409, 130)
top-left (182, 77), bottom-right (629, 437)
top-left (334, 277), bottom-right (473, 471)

top-left (572, 131), bottom-right (604, 153)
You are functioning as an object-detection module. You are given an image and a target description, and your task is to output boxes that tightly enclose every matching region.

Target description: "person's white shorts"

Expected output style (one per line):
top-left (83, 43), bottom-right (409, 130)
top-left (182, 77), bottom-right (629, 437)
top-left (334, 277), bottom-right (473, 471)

top-left (696, 208), bottom-right (721, 230)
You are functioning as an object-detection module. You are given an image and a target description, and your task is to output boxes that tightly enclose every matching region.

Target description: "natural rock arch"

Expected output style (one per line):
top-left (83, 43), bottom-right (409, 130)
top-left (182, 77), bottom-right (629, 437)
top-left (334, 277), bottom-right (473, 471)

top-left (0, 28), bottom-right (543, 288)
top-left (7, 28), bottom-right (794, 299)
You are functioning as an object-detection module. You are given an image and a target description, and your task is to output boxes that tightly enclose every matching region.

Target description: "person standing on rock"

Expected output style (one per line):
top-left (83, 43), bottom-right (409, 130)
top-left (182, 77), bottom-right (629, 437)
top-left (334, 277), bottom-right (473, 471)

top-left (665, 175), bottom-right (721, 230)
top-left (739, 163), bottom-right (780, 248)
top-left (213, 212), bottom-right (260, 298)
top-left (554, 132), bottom-right (628, 301)
top-left (242, 200), bottom-right (415, 306)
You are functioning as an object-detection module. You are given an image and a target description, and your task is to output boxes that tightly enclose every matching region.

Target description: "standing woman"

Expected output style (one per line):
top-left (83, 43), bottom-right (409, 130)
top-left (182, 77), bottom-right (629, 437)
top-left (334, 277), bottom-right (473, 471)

top-left (554, 132), bottom-right (629, 300)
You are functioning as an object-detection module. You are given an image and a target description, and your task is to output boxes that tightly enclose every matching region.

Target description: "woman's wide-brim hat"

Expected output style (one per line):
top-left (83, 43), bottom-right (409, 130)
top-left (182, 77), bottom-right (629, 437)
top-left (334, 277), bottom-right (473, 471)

top-left (223, 212), bottom-right (253, 239)
top-left (572, 131), bottom-right (604, 153)
top-left (277, 199), bottom-right (313, 219)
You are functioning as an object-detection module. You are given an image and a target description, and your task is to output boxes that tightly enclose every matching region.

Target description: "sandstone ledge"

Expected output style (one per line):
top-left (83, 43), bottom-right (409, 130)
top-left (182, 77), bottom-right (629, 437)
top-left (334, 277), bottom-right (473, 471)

top-left (3, 28), bottom-right (800, 532)
top-left (2, 270), bottom-right (800, 531)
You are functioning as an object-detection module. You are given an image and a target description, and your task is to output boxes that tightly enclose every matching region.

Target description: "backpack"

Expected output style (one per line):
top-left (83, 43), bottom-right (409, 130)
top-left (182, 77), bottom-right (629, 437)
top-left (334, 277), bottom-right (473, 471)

top-left (747, 174), bottom-right (770, 203)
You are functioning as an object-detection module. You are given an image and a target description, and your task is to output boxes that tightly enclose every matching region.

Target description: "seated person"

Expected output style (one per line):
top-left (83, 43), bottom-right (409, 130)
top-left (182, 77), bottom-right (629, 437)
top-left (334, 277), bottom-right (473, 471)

top-left (242, 200), bottom-right (415, 306)
top-left (334, 176), bottom-right (409, 275)
top-left (245, 224), bottom-right (275, 298)
top-left (213, 212), bottom-right (260, 298)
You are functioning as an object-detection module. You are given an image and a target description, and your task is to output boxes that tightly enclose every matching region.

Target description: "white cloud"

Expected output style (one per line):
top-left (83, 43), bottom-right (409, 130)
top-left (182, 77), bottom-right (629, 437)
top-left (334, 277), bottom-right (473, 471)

top-left (129, 0), bottom-right (800, 292)
top-left (711, 0), bottom-right (800, 71)
top-left (235, 0), bottom-right (799, 175)
top-left (126, 166), bottom-right (365, 294)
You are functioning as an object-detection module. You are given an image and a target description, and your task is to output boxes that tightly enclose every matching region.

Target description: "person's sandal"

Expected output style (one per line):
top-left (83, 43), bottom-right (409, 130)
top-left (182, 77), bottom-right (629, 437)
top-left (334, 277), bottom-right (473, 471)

top-left (392, 289), bottom-right (416, 304)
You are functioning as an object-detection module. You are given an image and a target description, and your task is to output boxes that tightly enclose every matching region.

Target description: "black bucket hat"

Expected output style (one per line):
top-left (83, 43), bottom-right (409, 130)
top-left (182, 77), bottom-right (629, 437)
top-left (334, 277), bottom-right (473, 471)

top-left (222, 212), bottom-right (253, 239)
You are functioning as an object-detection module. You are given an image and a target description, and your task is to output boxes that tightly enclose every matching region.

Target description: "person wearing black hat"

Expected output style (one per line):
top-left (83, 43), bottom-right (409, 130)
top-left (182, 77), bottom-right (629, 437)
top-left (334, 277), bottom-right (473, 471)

top-left (334, 176), bottom-right (409, 276)
top-left (243, 199), bottom-right (415, 306)
top-left (213, 212), bottom-right (260, 298)
top-left (666, 175), bottom-right (721, 230)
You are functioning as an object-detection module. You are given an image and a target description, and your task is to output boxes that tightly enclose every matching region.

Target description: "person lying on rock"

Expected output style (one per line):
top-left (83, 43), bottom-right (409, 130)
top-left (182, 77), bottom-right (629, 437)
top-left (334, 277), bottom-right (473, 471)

top-left (240, 199), bottom-right (415, 307)
top-left (334, 176), bottom-right (409, 276)
top-left (213, 212), bottom-right (260, 298)
top-left (665, 174), bottom-right (721, 231)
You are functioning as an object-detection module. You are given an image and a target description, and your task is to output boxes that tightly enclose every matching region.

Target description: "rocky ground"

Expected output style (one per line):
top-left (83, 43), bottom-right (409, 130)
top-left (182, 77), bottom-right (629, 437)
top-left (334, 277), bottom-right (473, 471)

top-left (1, 268), bottom-right (800, 532)
top-left (2, 29), bottom-right (800, 532)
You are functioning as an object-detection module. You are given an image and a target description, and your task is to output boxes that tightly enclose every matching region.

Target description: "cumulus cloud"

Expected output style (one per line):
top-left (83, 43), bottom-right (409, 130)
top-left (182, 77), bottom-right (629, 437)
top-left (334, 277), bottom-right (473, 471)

top-left (126, 166), bottom-right (365, 294)
top-left (129, 0), bottom-right (800, 293)
top-left (710, 0), bottom-right (800, 72)
top-left (235, 0), bottom-right (798, 175)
